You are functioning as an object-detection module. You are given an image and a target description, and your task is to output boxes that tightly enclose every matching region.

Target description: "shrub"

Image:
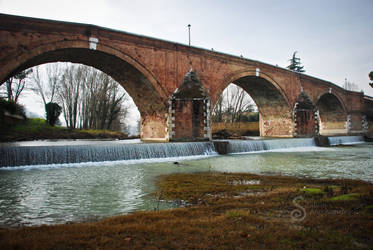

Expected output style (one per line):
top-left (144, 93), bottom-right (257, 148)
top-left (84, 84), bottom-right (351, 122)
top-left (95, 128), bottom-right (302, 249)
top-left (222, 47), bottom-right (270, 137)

top-left (45, 102), bottom-right (62, 126)
top-left (0, 98), bottom-right (26, 118)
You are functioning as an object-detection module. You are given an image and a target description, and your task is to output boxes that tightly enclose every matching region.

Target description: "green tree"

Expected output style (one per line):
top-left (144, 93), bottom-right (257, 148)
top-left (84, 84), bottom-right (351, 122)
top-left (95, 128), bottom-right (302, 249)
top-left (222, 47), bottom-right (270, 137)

top-left (0, 98), bottom-right (26, 118)
top-left (45, 102), bottom-right (62, 126)
top-left (369, 71), bottom-right (373, 88)
top-left (287, 51), bottom-right (305, 73)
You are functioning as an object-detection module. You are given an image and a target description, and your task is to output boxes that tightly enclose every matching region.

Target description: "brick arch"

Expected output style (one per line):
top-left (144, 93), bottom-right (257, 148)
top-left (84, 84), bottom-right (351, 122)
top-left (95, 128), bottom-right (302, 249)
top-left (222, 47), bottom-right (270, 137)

top-left (315, 91), bottom-right (347, 113)
top-left (1, 40), bottom-right (168, 114)
top-left (0, 40), bottom-right (170, 141)
top-left (216, 70), bottom-right (290, 107)
top-left (316, 92), bottom-right (348, 135)
top-left (213, 70), bottom-right (293, 137)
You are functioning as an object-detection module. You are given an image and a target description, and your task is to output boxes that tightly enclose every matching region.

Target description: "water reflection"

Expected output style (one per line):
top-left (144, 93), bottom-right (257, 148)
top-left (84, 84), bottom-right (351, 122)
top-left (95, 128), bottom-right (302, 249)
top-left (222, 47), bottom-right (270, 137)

top-left (0, 165), bottom-right (146, 226)
top-left (0, 143), bottom-right (372, 227)
top-left (201, 144), bottom-right (373, 182)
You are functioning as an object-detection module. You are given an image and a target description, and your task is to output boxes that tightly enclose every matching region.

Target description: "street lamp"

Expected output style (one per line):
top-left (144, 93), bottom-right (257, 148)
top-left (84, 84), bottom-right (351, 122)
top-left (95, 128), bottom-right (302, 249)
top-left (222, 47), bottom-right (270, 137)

top-left (188, 24), bottom-right (191, 46)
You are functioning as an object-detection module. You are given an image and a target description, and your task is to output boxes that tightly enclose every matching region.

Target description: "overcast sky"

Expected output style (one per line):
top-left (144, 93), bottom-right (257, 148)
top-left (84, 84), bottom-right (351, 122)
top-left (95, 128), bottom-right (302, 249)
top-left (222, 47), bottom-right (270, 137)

top-left (1, 0), bottom-right (373, 116)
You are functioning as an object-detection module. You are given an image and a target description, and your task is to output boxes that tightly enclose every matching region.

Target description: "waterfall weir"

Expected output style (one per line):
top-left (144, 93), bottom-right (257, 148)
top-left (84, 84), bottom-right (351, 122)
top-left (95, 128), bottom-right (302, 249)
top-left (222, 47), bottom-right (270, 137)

top-left (0, 142), bottom-right (216, 167)
top-left (226, 138), bottom-right (316, 154)
top-left (1, 136), bottom-right (366, 167)
top-left (328, 136), bottom-right (365, 146)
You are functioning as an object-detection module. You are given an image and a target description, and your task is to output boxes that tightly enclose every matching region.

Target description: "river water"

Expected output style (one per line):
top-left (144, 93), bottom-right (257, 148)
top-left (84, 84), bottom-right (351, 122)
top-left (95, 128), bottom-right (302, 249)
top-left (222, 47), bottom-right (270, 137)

top-left (0, 140), bottom-right (372, 227)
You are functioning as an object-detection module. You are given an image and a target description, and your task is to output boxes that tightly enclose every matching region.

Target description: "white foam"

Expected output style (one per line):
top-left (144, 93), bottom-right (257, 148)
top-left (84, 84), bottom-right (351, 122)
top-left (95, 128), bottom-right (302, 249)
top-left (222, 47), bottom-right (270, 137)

top-left (227, 138), bottom-right (318, 154)
top-left (328, 136), bottom-right (364, 146)
top-left (0, 153), bottom-right (217, 171)
top-left (0, 141), bottom-right (216, 167)
top-left (231, 146), bottom-right (333, 155)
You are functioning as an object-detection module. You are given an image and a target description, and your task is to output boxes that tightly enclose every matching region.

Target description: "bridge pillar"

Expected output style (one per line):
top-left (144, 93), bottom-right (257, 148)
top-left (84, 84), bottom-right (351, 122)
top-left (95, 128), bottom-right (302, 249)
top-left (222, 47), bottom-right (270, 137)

top-left (348, 112), bottom-right (364, 135)
top-left (140, 113), bottom-right (169, 142)
top-left (366, 117), bottom-right (373, 139)
top-left (169, 68), bottom-right (210, 141)
top-left (293, 91), bottom-right (318, 137)
top-left (363, 97), bottom-right (373, 139)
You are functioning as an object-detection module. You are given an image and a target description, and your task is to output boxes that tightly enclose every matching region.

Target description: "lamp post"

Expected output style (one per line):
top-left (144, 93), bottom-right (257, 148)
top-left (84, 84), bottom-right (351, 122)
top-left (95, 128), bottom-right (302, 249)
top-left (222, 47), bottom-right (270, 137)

top-left (188, 24), bottom-right (191, 46)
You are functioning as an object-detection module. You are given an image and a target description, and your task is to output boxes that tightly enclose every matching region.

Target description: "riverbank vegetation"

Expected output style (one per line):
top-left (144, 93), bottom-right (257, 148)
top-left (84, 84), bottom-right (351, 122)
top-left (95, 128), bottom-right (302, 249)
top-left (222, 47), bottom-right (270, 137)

top-left (0, 172), bottom-right (372, 249)
top-left (0, 118), bottom-right (133, 142)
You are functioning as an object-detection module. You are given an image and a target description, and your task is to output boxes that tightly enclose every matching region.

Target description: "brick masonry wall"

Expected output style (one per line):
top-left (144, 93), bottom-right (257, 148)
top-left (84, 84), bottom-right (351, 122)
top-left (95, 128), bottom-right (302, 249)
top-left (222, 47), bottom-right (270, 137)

top-left (0, 14), bottom-right (369, 140)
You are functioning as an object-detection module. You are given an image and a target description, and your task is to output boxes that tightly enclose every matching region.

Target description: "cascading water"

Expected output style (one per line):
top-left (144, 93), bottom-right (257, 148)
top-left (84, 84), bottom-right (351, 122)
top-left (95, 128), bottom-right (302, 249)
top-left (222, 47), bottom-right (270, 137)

top-left (0, 142), bottom-right (216, 167)
top-left (1, 136), bottom-right (366, 167)
top-left (227, 138), bottom-right (316, 154)
top-left (328, 135), bottom-right (365, 146)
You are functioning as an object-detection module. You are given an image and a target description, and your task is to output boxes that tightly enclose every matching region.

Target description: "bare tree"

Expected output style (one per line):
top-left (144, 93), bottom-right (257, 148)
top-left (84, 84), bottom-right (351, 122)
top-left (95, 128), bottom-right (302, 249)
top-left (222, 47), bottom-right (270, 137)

top-left (58, 64), bottom-right (84, 129)
top-left (343, 78), bottom-right (359, 91)
top-left (56, 64), bottom-right (129, 131)
top-left (212, 96), bottom-right (224, 122)
top-left (78, 67), bottom-right (128, 130)
top-left (28, 63), bottom-right (132, 131)
top-left (78, 66), bottom-right (95, 129)
top-left (1, 69), bottom-right (32, 103)
top-left (30, 64), bottom-right (61, 106)
top-left (212, 84), bottom-right (256, 123)
top-left (225, 85), bottom-right (251, 122)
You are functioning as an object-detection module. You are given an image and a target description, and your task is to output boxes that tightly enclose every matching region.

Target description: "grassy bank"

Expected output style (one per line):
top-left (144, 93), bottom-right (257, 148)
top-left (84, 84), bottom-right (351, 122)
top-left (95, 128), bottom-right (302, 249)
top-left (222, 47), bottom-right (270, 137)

top-left (0, 118), bottom-right (134, 142)
top-left (0, 173), bottom-right (372, 249)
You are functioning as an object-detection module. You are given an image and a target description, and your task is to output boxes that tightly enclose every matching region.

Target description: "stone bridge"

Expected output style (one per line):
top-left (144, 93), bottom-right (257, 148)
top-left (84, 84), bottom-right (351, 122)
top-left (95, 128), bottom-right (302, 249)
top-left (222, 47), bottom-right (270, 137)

top-left (1, 14), bottom-right (372, 141)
